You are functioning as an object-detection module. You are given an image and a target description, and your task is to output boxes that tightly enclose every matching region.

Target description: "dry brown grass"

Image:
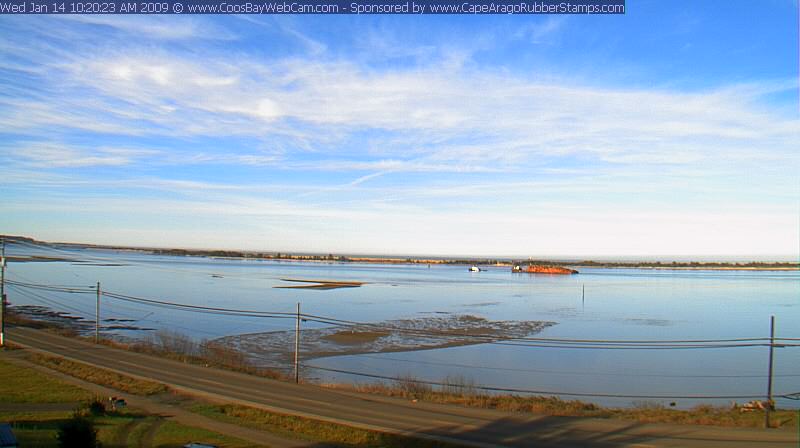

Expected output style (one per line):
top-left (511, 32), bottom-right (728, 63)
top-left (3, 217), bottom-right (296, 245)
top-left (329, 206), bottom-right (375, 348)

top-left (85, 330), bottom-right (287, 381)
top-left (189, 403), bottom-right (460, 447)
top-left (27, 353), bottom-right (167, 395)
top-left (324, 379), bottom-right (799, 429)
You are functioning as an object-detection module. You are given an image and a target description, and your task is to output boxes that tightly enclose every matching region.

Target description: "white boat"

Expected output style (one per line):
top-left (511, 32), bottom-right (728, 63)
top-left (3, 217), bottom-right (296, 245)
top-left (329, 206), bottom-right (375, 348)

top-left (469, 266), bottom-right (480, 272)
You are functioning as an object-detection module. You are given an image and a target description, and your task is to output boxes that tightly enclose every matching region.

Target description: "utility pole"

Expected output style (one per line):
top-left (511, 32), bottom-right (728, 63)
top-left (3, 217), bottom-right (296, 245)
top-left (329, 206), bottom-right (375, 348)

top-left (1, 238), bottom-right (6, 348)
top-left (765, 315), bottom-right (775, 428)
top-left (294, 302), bottom-right (300, 384)
top-left (95, 281), bottom-right (101, 344)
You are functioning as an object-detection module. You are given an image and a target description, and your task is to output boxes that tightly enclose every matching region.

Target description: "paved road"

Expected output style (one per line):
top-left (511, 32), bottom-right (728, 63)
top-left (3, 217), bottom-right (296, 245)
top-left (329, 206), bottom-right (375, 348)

top-left (7, 327), bottom-right (798, 448)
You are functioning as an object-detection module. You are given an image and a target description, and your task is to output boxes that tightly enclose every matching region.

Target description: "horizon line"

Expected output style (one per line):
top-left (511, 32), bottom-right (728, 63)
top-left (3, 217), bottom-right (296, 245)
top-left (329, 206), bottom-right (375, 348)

top-left (2, 234), bottom-right (797, 263)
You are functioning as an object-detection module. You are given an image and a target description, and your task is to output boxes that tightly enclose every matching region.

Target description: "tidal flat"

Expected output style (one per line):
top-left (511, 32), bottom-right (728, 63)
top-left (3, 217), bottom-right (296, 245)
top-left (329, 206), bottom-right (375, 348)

top-left (216, 315), bottom-right (555, 366)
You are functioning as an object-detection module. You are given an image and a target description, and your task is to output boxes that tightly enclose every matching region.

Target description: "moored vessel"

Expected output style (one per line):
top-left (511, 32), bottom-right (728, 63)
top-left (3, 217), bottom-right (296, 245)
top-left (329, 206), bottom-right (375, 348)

top-left (512, 264), bottom-right (578, 275)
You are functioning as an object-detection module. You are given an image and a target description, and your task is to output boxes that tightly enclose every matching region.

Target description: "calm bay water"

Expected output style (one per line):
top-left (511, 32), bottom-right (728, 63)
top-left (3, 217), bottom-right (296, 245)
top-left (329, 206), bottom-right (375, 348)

top-left (6, 243), bottom-right (799, 408)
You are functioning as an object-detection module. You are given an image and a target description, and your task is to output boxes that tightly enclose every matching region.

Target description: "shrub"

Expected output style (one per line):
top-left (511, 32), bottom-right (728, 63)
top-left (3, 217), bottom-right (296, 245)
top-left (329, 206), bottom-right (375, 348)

top-left (57, 416), bottom-right (100, 448)
top-left (86, 398), bottom-right (107, 416)
top-left (442, 374), bottom-right (478, 397)
top-left (394, 374), bottom-right (432, 398)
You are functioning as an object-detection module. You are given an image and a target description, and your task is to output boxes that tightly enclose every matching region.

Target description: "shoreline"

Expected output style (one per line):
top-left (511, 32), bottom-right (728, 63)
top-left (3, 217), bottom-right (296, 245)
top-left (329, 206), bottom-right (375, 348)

top-left (7, 254), bottom-right (797, 272)
top-left (3, 235), bottom-right (797, 271)
top-left (571, 265), bottom-right (799, 272)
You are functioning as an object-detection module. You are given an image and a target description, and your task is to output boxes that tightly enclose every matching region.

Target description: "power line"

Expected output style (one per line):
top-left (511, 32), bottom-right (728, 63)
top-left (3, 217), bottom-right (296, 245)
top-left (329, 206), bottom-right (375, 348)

top-left (7, 239), bottom-right (286, 281)
top-left (6, 271), bottom-right (93, 289)
top-left (7, 279), bottom-right (800, 349)
top-left (300, 316), bottom-right (799, 349)
top-left (7, 275), bottom-right (800, 400)
top-left (5, 250), bottom-right (798, 404)
top-left (8, 284), bottom-right (95, 320)
top-left (101, 291), bottom-right (297, 320)
top-left (6, 279), bottom-right (95, 293)
top-left (301, 364), bottom-right (783, 400)
top-left (349, 354), bottom-right (800, 378)
top-left (300, 314), bottom-right (800, 344)
top-left (8, 285), bottom-right (280, 338)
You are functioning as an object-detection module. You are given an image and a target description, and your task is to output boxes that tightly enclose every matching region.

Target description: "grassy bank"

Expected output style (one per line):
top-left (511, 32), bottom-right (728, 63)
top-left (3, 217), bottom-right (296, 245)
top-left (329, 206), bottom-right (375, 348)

top-left (324, 378), bottom-right (798, 429)
top-left (188, 402), bottom-right (458, 447)
top-left (26, 352), bottom-right (168, 395)
top-left (14, 350), bottom-right (466, 446)
top-left (0, 358), bottom-right (92, 403)
top-left (92, 329), bottom-right (289, 381)
top-left (7, 308), bottom-right (285, 380)
top-left (4, 408), bottom-right (258, 448)
top-left (0, 358), bottom-right (259, 447)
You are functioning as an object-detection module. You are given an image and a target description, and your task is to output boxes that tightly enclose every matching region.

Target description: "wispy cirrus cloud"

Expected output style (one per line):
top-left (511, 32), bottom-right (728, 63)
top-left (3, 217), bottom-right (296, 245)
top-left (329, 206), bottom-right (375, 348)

top-left (59, 15), bottom-right (236, 40)
top-left (1, 15), bottom-right (797, 256)
top-left (9, 144), bottom-right (159, 168)
top-left (5, 48), bottom-right (796, 176)
top-left (514, 16), bottom-right (567, 43)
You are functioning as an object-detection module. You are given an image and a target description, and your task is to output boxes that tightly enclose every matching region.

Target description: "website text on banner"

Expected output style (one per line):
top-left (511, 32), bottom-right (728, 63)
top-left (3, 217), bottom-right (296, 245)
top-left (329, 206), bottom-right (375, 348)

top-left (0, 0), bottom-right (626, 15)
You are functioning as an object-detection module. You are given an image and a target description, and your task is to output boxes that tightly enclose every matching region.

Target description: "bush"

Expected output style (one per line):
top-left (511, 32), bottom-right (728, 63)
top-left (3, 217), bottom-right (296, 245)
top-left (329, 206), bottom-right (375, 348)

top-left (394, 374), bottom-right (432, 398)
top-left (85, 398), bottom-right (106, 416)
top-left (150, 330), bottom-right (198, 359)
top-left (57, 416), bottom-right (100, 448)
top-left (442, 374), bottom-right (478, 397)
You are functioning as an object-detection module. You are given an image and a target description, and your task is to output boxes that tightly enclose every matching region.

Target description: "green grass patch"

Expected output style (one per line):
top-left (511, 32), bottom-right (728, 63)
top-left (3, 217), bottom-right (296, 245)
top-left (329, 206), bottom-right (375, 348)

top-left (94, 414), bottom-right (142, 446)
top-left (26, 352), bottom-right (168, 395)
top-left (152, 420), bottom-right (261, 448)
top-left (3, 408), bottom-right (259, 448)
top-left (0, 358), bottom-right (261, 447)
top-left (127, 415), bottom-right (158, 445)
top-left (189, 403), bottom-right (458, 447)
top-left (0, 410), bottom-right (72, 448)
top-left (0, 358), bottom-right (92, 403)
top-left (1, 409), bottom-right (149, 447)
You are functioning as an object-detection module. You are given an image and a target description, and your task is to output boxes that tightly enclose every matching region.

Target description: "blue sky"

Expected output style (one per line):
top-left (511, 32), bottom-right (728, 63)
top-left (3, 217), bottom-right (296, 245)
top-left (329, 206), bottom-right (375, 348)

top-left (1, 1), bottom-right (798, 258)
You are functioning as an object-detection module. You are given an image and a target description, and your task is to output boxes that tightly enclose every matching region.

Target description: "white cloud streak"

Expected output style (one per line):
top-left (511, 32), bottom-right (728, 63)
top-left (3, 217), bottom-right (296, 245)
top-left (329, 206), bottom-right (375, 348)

top-left (59, 15), bottom-right (236, 40)
top-left (4, 50), bottom-right (794, 177)
top-left (1, 17), bottom-right (798, 256)
top-left (10, 144), bottom-right (158, 168)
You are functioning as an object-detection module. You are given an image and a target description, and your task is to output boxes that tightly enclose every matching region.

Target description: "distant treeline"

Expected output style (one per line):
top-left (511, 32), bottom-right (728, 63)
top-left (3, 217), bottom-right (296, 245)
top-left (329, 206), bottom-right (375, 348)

top-left (153, 249), bottom-right (352, 261)
top-left (150, 248), bottom-right (509, 265)
top-left (568, 260), bottom-right (799, 268)
top-left (3, 235), bottom-right (796, 269)
top-left (149, 250), bottom-right (798, 269)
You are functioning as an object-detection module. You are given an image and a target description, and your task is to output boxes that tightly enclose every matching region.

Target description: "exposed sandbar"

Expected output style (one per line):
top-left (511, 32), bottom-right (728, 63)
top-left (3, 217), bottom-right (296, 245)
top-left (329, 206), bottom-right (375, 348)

top-left (216, 315), bottom-right (555, 367)
top-left (274, 278), bottom-right (365, 290)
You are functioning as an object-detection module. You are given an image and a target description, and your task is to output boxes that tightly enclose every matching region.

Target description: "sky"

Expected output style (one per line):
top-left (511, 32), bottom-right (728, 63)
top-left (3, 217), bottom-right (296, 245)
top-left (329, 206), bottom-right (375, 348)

top-left (0, 1), bottom-right (798, 258)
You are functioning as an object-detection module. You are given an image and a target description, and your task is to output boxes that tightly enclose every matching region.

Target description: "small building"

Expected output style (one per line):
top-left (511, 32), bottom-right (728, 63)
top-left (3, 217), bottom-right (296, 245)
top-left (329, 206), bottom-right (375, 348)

top-left (0, 423), bottom-right (18, 448)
